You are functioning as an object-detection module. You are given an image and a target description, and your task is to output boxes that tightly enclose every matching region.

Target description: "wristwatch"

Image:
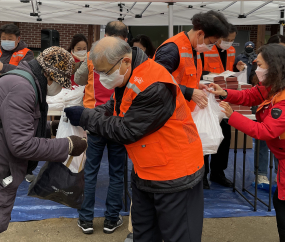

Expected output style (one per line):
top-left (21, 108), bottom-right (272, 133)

top-left (219, 90), bottom-right (228, 100)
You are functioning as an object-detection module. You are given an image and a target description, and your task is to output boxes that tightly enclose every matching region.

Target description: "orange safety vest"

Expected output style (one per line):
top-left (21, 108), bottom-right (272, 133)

top-left (257, 89), bottom-right (285, 139)
top-left (203, 45), bottom-right (236, 73)
top-left (154, 32), bottom-right (203, 111)
top-left (113, 59), bottom-right (204, 181)
top-left (83, 52), bottom-right (96, 108)
top-left (0, 48), bottom-right (30, 66)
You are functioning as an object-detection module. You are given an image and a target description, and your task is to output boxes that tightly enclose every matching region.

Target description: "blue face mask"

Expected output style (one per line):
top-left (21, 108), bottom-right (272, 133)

top-left (1, 40), bottom-right (16, 51)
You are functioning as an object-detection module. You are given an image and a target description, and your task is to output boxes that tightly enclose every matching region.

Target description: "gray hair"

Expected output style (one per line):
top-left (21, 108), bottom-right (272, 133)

top-left (89, 37), bottom-right (132, 65)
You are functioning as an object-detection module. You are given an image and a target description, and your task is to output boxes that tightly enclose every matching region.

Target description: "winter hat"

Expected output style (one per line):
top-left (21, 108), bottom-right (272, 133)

top-left (37, 46), bottom-right (75, 89)
top-left (244, 41), bottom-right (255, 49)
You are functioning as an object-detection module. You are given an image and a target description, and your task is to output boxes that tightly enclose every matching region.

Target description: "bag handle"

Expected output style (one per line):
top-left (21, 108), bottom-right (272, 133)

top-left (65, 152), bottom-right (86, 172)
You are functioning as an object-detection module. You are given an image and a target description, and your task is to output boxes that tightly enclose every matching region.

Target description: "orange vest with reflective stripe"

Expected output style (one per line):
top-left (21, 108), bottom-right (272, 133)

top-left (203, 45), bottom-right (236, 73)
top-left (0, 48), bottom-right (30, 66)
top-left (83, 52), bottom-right (96, 108)
top-left (154, 32), bottom-right (203, 111)
top-left (113, 59), bottom-right (204, 181)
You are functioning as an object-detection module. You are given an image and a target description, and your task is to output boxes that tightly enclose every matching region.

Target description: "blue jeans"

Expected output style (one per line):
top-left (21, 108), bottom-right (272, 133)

top-left (78, 134), bottom-right (126, 222)
top-left (254, 140), bottom-right (278, 175)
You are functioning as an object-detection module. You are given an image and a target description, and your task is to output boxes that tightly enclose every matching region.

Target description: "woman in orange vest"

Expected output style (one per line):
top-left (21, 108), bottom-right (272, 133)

top-left (65, 37), bottom-right (205, 242)
top-left (67, 34), bottom-right (88, 87)
top-left (202, 24), bottom-right (238, 190)
top-left (210, 44), bottom-right (285, 241)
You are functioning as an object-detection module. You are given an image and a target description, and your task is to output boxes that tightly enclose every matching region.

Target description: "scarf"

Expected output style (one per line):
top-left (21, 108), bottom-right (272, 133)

top-left (28, 59), bottom-right (48, 138)
top-left (244, 51), bottom-right (257, 65)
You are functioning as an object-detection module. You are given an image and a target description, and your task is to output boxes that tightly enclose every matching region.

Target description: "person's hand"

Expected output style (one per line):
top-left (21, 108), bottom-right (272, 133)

top-left (51, 120), bottom-right (60, 136)
top-left (64, 106), bottom-right (85, 126)
top-left (192, 89), bottom-right (208, 109)
top-left (67, 135), bottom-right (87, 156)
top-left (0, 61), bottom-right (3, 71)
top-left (208, 83), bottom-right (227, 96)
top-left (199, 83), bottom-right (209, 91)
top-left (236, 61), bottom-right (246, 71)
top-left (219, 101), bottom-right (233, 118)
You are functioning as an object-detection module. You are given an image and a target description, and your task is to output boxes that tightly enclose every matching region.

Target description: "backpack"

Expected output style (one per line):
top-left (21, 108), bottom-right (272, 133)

top-left (0, 69), bottom-right (38, 128)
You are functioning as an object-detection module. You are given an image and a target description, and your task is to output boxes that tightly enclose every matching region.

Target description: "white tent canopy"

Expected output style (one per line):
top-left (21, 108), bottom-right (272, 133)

top-left (1, 0), bottom-right (285, 26)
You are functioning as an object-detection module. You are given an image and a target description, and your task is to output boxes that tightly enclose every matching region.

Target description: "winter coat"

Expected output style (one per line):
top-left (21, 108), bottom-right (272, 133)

top-left (0, 61), bottom-right (69, 233)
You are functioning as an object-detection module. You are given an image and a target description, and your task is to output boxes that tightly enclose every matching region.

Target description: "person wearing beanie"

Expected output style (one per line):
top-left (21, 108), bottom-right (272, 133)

top-left (234, 41), bottom-right (257, 83)
top-left (0, 46), bottom-right (87, 233)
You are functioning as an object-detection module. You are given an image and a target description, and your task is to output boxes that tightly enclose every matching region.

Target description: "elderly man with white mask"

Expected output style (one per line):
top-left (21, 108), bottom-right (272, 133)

top-left (0, 46), bottom-right (87, 233)
top-left (65, 37), bottom-right (205, 242)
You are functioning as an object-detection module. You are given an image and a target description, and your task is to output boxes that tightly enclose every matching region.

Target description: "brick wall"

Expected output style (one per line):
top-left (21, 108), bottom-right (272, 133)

top-left (236, 25), bottom-right (272, 47)
top-left (0, 21), bottom-right (91, 50)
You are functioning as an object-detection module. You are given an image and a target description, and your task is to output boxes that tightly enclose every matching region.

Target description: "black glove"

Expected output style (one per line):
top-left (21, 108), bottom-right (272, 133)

top-left (51, 120), bottom-right (60, 136)
top-left (64, 106), bottom-right (85, 126)
top-left (67, 135), bottom-right (87, 156)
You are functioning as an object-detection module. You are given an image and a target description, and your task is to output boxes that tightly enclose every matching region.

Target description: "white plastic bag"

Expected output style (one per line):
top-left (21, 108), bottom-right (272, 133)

top-left (63, 86), bottom-right (85, 107)
top-left (56, 113), bottom-right (87, 173)
top-left (191, 91), bottom-right (224, 155)
top-left (47, 89), bottom-right (70, 111)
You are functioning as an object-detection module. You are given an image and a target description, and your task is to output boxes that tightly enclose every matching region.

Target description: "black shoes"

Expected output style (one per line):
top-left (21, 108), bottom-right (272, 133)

top-left (203, 176), bottom-right (210, 189)
top-left (77, 219), bottom-right (94, 234)
top-left (210, 173), bottom-right (233, 188)
top-left (103, 215), bottom-right (123, 234)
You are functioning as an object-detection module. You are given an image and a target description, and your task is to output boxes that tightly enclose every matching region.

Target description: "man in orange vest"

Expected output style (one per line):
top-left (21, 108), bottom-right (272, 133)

top-left (203, 24), bottom-right (237, 73)
top-left (154, 10), bottom-right (229, 111)
top-left (0, 24), bottom-right (34, 74)
top-left (65, 36), bottom-right (205, 242)
top-left (201, 24), bottom-right (237, 189)
top-left (73, 21), bottom-right (129, 235)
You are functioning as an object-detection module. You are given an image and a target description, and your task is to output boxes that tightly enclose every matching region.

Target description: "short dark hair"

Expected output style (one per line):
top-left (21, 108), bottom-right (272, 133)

top-left (0, 24), bottom-right (20, 37)
top-left (67, 33), bottom-right (88, 52)
top-left (228, 24), bottom-right (238, 34)
top-left (254, 44), bottom-right (285, 97)
top-left (192, 10), bottom-right (229, 38)
top-left (105, 21), bottom-right (128, 39)
top-left (130, 34), bottom-right (156, 58)
top-left (267, 34), bottom-right (285, 45)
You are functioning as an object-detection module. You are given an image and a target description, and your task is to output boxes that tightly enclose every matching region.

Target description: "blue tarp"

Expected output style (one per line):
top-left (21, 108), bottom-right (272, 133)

top-left (11, 147), bottom-right (276, 222)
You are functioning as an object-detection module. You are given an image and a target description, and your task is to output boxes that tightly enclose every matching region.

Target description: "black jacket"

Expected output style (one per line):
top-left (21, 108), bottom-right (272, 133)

top-left (80, 47), bottom-right (204, 193)
top-left (154, 32), bottom-right (199, 102)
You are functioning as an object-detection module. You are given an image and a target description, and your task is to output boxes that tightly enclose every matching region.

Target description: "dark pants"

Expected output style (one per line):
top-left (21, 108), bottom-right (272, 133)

top-left (131, 176), bottom-right (204, 242)
top-left (78, 134), bottom-right (126, 222)
top-left (204, 119), bottom-right (231, 176)
top-left (273, 189), bottom-right (285, 241)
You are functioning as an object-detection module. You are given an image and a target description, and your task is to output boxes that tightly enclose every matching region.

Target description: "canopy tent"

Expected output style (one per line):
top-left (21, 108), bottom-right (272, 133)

top-left (1, 0), bottom-right (285, 27)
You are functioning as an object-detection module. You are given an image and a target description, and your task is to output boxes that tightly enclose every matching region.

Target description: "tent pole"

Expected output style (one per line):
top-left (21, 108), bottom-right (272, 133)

top-left (168, 3), bottom-right (174, 38)
top-left (280, 10), bottom-right (284, 35)
top-left (240, 1), bottom-right (244, 15)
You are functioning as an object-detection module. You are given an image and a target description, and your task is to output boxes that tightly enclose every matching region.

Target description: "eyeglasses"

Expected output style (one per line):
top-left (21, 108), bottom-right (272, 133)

top-left (93, 57), bottom-right (123, 76)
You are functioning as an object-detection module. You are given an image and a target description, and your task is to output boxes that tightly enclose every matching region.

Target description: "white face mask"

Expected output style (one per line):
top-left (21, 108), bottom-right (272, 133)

top-left (99, 60), bottom-right (128, 90)
top-left (255, 66), bottom-right (268, 83)
top-left (1, 40), bottom-right (16, 51)
top-left (72, 50), bottom-right (87, 61)
top-left (74, 50), bottom-right (87, 57)
top-left (195, 36), bottom-right (215, 53)
top-left (220, 40), bottom-right (234, 50)
top-left (47, 81), bottom-right (62, 96)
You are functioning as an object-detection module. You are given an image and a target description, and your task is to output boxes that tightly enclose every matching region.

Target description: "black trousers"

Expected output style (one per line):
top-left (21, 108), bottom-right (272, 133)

top-left (273, 189), bottom-right (285, 241)
top-left (131, 176), bottom-right (204, 242)
top-left (204, 119), bottom-right (231, 176)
